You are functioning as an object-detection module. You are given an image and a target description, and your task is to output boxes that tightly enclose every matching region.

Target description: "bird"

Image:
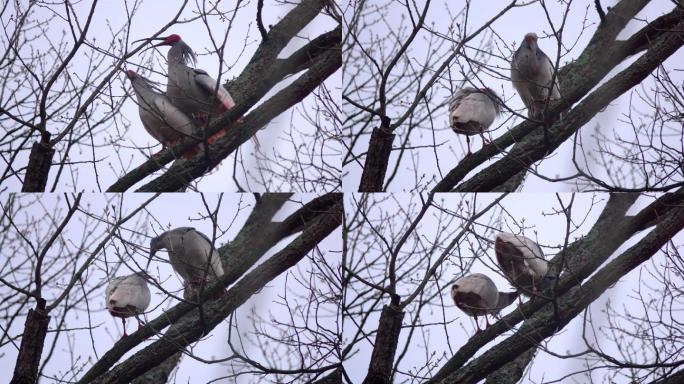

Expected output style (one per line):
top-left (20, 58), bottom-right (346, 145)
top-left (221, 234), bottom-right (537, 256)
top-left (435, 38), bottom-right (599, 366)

top-left (495, 232), bottom-right (550, 296)
top-left (149, 227), bottom-right (225, 298)
top-left (105, 272), bottom-right (151, 338)
top-left (125, 69), bottom-right (202, 159)
top-left (448, 87), bottom-right (502, 155)
top-left (150, 34), bottom-right (240, 145)
top-left (451, 273), bottom-right (518, 334)
top-left (511, 32), bottom-right (561, 118)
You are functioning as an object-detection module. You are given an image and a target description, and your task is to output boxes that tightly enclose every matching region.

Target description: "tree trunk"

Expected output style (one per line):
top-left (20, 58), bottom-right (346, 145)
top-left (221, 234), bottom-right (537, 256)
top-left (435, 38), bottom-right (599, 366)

top-left (10, 298), bottom-right (50, 384)
top-left (362, 304), bottom-right (404, 384)
top-left (358, 120), bottom-right (394, 192)
top-left (21, 141), bottom-right (54, 192)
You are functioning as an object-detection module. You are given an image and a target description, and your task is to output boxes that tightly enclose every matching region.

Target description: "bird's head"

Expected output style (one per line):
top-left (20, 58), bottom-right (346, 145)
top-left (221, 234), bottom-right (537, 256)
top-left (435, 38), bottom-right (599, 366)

top-left (149, 236), bottom-right (164, 259)
top-left (451, 284), bottom-right (460, 300)
top-left (125, 69), bottom-right (137, 80)
top-left (154, 34), bottom-right (182, 47)
top-left (523, 32), bottom-right (538, 49)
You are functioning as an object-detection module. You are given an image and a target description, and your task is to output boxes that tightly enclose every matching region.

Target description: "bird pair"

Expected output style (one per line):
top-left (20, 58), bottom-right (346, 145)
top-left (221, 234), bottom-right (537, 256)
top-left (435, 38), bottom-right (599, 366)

top-left (449, 32), bottom-right (562, 155)
top-left (105, 227), bottom-right (225, 338)
top-left (126, 34), bottom-right (239, 159)
top-left (451, 232), bottom-right (551, 334)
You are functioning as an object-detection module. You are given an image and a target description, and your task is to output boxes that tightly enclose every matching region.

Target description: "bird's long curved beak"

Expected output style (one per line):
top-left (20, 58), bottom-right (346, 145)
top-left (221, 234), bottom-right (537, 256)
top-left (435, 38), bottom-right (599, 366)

top-left (145, 248), bottom-right (156, 272)
top-left (132, 37), bottom-right (167, 51)
top-left (132, 36), bottom-right (164, 45)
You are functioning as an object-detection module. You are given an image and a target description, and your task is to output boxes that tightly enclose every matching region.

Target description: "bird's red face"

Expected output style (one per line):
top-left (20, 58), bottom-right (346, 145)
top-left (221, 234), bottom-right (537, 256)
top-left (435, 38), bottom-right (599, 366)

top-left (125, 70), bottom-right (137, 80)
top-left (155, 34), bottom-right (181, 46)
top-left (524, 33), bottom-right (538, 48)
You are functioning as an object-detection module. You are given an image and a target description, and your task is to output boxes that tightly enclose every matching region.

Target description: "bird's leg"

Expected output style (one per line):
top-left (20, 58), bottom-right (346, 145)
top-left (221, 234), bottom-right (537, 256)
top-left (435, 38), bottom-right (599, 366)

top-left (151, 145), bottom-right (168, 157)
top-left (135, 315), bottom-right (145, 330)
top-left (121, 317), bottom-right (128, 338)
top-left (466, 136), bottom-right (472, 157)
top-left (479, 127), bottom-right (490, 145)
top-left (485, 315), bottom-right (491, 329)
top-left (474, 316), bottom-right (482, 335)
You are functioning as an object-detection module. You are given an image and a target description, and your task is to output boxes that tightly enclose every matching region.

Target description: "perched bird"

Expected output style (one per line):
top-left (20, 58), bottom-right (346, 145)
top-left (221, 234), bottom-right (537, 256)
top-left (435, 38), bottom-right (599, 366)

top-left (451, 273), bottom-right (518, 333)
top-left (126, 69), bottom-right (201, 159)
top-left (151, 34), bottom-right (239, 144)
top-left (105, 272), bottom-right (151, 338)
top-left (149, 227), bottom-right (225, 297)
top-left (495, 232), bottom-right (550, 296)
top-left (511, 33), bottom-right (561, 118)
top-left (448, 87), bottom-right (502, 155)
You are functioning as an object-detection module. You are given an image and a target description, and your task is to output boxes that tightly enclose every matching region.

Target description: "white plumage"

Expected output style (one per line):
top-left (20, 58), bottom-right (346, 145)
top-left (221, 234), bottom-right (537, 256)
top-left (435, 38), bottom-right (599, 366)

top-left (126, 69), bottom-right (201, 159)
top-left (448, 87), bottom-right (501, 155)
top-left (154, 34), bottom-right (238, 145)
top-left (105, 273), bottom-right (151, 337)
top-left (149, 227), bottom-right (224, 287)
top-left (451, 273), bottom-right (518, 333)
top-left (495, 232), bottom-right (549, 295)
top-left (511, 32), bottom-right (561, 118)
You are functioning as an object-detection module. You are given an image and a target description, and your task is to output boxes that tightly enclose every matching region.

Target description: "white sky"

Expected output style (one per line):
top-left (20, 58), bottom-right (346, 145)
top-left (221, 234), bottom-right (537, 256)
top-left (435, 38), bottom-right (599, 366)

top-left (343, 192), bottom-right (684, 383)
top-left (342, 0), bottom-right (683, 192)
top-left (2, 1), bottom-right (340, 192)
top-left (0, 193), bottom-right (341, 383)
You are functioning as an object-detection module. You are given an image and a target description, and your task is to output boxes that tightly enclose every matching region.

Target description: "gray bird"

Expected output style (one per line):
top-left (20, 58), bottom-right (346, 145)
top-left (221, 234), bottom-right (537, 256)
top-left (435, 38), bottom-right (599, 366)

top-left (149, 227), bottom-right (225, 295)
top-left (448, 87), bottom-right (502, 155)
top-left (495, 232), bottom-right (550, 296)
top-left (451, 273), bottom-right (518, 334)
top-left (105, 272), bottom-right (151, 338)
top-left (151, 34), bottom-right (237, 144)
top-left (511, 33), bottom-right (561, 118)
top-left (126, 69), bottom-right (201, 159)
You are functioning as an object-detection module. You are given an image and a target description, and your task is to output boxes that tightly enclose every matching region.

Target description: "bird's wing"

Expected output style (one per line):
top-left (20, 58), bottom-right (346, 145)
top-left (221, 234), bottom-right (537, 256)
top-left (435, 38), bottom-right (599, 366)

top-left (185, 229), bottom-right (224, 278)
top-left (193, 69), bottom-right (236, 110)
top-left (458, 93), bottom-right (497, 127)
top-left (540, 52), bottom-right (561, 100)
top-left (190, 229), bottom-right (224, 277)
top-left (518, 236), bottom-right (548, 277)
top-left (510, 57), bottom-right (535, 110)
top-left (153, 97), bottom-right (196, 137)
top-left (108, 276), bottom-right (150, 311)
top-left (105, 276), bottom-right (125, 302)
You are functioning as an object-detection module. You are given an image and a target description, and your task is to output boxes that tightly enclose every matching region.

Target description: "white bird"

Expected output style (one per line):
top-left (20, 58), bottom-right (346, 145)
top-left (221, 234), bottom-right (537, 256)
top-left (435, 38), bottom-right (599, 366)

top-left (149, 227), bottom-right (225, 297)
top-left (495, 232), bottom-right (549, 296)
top-left (126, 69), bottom-right (201, 159)
top-left (105, 272), bottom-right (151, 338)
top-left (451, 273), bottom-right (518, 333)
top-left (151, 34), bottom-right (238, 144)
top-left (448, 87), bottom-right (502, 155)
top-left (511, 32), bottom-right (561, 118)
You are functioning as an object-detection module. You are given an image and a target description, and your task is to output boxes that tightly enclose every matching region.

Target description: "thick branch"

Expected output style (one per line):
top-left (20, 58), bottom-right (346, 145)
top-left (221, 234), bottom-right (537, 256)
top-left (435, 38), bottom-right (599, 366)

top-left (453, 17), bottom-right (684, 191)
top-left (89, 200), bottom-right (342, 384)
top-left (10, 299), bottom-right (50, 384)
top-left (432, 196), bottom-right (684, 384)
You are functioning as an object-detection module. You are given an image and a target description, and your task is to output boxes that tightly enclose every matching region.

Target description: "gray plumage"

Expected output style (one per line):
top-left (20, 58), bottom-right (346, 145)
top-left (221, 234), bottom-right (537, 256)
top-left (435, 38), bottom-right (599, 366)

top-left (126, 69), bottom-right (200, 158)
top-left (156, 35), bottom-right (237, 125)
top-left (511, 33), bottom-right (561, 118)
top-left (495, 232), bottom-right (550, 295)
top-left (105, 272), bottom-right (151, 337)
top-left (448, 87), bottom-right (501, 154)
top-left (149, 227), bottom-right (224, 285)
top-left (451, 273), bottom-right (518, 333)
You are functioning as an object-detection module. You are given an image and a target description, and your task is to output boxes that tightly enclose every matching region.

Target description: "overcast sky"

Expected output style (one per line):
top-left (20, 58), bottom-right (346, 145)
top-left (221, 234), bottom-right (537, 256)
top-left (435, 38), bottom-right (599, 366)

top-left (0, 193), bottom-right (341, 383)
top-left (342, 0), bottom-right (682, 192)
top-left (2, 1), bottom-right (340, 192)
top-left (343, 192), bottom-right (683, 383)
